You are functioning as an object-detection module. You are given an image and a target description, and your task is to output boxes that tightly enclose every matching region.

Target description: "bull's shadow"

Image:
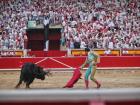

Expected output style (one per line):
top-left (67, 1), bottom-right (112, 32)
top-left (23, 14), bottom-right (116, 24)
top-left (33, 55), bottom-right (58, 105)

top-left (15, 63), bottom-right (52, 89)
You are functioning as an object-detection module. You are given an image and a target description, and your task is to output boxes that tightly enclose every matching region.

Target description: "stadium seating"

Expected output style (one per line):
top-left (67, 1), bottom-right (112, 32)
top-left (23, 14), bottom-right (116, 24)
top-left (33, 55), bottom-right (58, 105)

top-left (0, 0), bottom-right (139, 51)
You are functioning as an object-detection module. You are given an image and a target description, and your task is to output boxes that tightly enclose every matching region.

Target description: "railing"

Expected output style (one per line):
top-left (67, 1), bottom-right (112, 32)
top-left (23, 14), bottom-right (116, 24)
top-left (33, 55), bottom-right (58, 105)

top-left (0, 88), bottom-right (140, 105)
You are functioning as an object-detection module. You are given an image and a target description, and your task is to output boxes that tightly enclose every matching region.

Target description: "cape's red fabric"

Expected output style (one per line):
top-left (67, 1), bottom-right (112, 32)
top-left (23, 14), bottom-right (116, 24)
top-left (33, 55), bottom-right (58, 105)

top-left (63, 68), bottom-right (82, 88)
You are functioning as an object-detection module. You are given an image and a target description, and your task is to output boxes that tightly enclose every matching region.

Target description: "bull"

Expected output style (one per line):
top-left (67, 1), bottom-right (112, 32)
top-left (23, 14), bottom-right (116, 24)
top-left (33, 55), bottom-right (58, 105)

top-left (15, 62), bottom-right (51, 88)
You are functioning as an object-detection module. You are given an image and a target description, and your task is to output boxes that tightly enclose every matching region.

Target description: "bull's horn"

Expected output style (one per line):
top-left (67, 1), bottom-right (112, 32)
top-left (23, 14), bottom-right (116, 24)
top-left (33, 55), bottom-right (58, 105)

top-left (44, 70), bottom-right (52, 76)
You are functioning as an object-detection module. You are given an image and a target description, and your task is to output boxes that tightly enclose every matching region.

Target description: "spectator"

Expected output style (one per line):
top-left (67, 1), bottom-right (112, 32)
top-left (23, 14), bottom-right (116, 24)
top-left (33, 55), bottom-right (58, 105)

top-left (104, 48), bottom-right (111, 54)
top-left (122, 48), bottom-right (129, 54)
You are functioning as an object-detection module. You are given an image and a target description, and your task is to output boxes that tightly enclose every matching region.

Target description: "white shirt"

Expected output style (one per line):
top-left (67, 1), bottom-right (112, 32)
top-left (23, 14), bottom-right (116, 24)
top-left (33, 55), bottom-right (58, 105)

top-left (80, 41), bottom-right (86, 49)
top-left (108, 41), bottom-right (114, 49)
top-left (44, 19), bottom-right (49, 26)
top-left (104, 49), bottom-right (111, 54)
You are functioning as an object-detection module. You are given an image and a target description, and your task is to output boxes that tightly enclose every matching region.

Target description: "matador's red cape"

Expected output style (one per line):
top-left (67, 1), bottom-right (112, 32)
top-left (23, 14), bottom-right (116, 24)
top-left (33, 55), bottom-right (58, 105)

top-left (63, 68), bottom-right (82, 88)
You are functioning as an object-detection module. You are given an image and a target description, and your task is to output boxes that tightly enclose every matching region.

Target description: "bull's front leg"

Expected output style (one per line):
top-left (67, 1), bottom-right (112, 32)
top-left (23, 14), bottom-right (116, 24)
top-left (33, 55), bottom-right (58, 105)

top-left (25, 78), bottom-right (34, 89)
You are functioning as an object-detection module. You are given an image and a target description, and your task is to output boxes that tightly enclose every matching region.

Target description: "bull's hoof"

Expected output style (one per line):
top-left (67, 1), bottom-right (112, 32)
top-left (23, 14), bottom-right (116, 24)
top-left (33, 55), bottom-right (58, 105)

top-left (41, 78), bottom-right (45, 80)
top-left (15, 85), bottom-right (20, 89)
top-left (26, 86), bottom-right (30, 89)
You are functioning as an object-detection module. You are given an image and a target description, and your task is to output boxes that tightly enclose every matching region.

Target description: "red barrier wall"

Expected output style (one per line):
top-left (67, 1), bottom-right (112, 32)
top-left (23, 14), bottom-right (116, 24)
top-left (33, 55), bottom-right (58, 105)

top-left (1, 101), bottom-right (140, 105)
top-left (28, 51), bottom-right (67, 57)
top-left (0, 56), bottom-right (140, 70)
top-left (0, 57), bottom-right (43, 69)
top-left (99, 56), bottom-right (140, 67)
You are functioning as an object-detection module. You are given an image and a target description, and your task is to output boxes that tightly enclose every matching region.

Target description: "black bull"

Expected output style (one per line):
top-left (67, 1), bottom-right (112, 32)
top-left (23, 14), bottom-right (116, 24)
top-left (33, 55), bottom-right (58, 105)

top-left (15, 63), bottom-right (51, 88)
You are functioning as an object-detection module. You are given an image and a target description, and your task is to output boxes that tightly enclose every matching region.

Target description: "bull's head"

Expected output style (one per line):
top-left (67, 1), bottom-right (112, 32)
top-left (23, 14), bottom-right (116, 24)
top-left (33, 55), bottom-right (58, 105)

top-left (35, 67), bottom-right (46, 80)
top-left (44, 70), bottom-right (52, 76)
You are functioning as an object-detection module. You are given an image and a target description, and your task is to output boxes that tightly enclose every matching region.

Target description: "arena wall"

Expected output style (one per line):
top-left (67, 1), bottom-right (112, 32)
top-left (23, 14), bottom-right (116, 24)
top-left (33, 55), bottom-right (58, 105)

top-left (0, 56), bottom-right (140, 70)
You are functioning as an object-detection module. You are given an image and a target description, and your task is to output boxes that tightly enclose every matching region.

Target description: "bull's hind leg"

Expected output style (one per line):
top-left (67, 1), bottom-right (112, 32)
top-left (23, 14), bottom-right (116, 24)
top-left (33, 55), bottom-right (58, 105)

top-left (15, 79), bottom-right (23, 88)
top-left (15, 73), bottom-right (24, 88)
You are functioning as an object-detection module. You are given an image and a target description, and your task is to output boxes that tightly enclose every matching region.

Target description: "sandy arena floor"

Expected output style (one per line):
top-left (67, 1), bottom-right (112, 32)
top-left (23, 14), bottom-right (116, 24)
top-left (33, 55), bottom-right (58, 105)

top-left (0, 70), bottom-right (140, 89)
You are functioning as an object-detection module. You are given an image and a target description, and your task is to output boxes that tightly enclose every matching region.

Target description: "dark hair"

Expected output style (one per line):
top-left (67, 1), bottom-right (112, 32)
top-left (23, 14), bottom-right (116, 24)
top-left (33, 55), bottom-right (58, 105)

top-left (85, 47), bottom-right (90, 52)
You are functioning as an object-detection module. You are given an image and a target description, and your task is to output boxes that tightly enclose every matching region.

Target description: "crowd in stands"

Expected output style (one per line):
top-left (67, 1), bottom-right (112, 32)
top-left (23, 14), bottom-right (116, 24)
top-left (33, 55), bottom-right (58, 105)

top-left (0, 0), bottom-right (140, 50)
